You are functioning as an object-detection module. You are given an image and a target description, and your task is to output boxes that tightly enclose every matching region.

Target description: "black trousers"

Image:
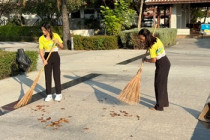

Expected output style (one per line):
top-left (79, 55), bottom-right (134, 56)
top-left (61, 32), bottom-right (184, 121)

top-left (154, 56), bottom-right (171, 110)
top-left (44, 52), bottom-right (61, 95)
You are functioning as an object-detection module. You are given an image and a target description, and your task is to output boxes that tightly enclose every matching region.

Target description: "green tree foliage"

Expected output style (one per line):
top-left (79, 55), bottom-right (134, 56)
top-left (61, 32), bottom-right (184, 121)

top-left (0, 1), bottom-right (23, 25)
top-left (65, 0), bottom-right (86, 12)
top-left (100, 6), bottom-right (121, 35)
top-left (22, 0), bottom-right (61, 25)
top-left (114, 0), bottom-right (136, 29)
top-left (191, 8), bottom-right (205, 23)
top-left (100, 0), bottom-right (136, 35)
top-left (0, 1), bottom-right (21, 17)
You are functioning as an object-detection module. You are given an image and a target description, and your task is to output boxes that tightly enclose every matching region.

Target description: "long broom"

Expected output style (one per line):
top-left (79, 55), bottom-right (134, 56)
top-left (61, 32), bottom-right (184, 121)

top-left (118, 25), bottom-right (157, 104)
top-left (14, 44), bottom-right (56, 108)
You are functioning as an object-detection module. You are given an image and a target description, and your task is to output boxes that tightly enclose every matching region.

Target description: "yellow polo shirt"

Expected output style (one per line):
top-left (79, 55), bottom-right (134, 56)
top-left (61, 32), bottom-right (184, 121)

top-left (39, 33), bottom-right (63, 52)
top-left (149, 38), bottom-right (165, 59)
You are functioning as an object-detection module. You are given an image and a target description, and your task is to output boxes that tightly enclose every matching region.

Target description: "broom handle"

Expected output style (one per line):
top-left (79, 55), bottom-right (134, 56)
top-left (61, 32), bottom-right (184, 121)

top-left (139, 24), bottom-right (157, 69)
top-left (30, 44), bottom-right (56, 90)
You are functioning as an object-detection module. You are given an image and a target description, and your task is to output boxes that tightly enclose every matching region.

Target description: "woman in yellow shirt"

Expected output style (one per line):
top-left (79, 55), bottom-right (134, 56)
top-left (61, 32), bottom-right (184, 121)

top-left (139, 28), bottom-right (171, 111)
top-left (39, 23), bottom-right (64, 102)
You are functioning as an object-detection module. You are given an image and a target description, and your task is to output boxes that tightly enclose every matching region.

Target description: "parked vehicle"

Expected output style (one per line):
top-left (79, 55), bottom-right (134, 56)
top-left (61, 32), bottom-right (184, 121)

top-left (142, 18), bottom-right (153, 27)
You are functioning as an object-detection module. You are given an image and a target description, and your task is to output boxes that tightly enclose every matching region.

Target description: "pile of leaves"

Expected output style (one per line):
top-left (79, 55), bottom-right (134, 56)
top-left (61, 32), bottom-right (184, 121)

top-left (31, 105), bottom-right (71, 130)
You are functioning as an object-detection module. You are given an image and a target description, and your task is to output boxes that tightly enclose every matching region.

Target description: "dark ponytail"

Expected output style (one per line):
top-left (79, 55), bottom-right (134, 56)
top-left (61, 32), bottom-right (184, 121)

top-left (138, 28), bottom-right (157, 49)
top-left (41, 22), bottom-right (53, 39)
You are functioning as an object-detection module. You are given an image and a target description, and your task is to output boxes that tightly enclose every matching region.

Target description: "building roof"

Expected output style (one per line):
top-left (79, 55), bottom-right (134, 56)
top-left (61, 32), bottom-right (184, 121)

top-left (145, 0), bottom-right (210, 5)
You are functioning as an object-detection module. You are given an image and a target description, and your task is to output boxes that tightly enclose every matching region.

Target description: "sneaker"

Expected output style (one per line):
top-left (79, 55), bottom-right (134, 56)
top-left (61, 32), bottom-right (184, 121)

top-left (54, 94), bottom-right (62, 101)
top-left (44, 94), bottom-right (52, 102)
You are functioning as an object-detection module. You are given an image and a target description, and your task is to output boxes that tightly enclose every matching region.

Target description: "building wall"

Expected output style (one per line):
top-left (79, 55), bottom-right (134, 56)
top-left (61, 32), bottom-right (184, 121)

top-left (171, 5), bottom-right (177, 28)
top-left (0, 0), bottom-right (10, 3)
top-left (171, 4), bottom-right (191, 35)
top-left (198, 17), bottom-right (210, 24)
top-left (171, 4), bottom-right (191, 29)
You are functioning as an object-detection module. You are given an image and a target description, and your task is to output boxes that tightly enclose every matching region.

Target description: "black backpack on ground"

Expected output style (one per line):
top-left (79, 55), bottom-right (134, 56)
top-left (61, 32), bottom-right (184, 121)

top-left (16, 49), bottom-right (32, 72)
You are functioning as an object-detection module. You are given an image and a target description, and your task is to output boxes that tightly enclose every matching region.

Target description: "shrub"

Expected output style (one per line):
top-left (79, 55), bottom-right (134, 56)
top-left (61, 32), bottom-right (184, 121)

top-left (0, 25), bottom-right (41, 41)
top-left (119, 28), bottom-right (177, 49)
top-left (84, 16), bottom-right (101, 30)
top-left (0, 25), bottom-right (63, 42)
top-left (73, 35), bottom-right (118, 50)
top-left (0, 50), bottom-right (38, 80)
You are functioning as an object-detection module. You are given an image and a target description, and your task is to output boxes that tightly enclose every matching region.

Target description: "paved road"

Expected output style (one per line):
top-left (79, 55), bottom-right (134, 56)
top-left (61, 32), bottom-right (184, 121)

top-left (0, 39), bottom-right (209, 140)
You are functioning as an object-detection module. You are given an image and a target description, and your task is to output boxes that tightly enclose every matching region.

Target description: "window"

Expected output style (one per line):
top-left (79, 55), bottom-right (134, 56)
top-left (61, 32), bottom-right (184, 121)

top-left (84, 9), bottom-right (95, 14)
top-left (71, 11), bottom-right (80, 18)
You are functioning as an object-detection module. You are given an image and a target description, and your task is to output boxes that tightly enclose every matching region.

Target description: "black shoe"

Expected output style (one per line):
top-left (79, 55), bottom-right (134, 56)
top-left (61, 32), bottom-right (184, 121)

top-left (150, 106), bottom-right (163, 111)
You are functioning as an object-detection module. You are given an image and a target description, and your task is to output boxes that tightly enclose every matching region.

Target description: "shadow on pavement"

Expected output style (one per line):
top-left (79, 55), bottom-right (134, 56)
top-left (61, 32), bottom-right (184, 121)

top-left (141, 93), bottom-right (210, 139)
top-left (191, 93), bottom-right (210, 139)
top-left (91, 86), bottom-right (122, 105)
top-left (195, 38), bottom-right (210, 49)
top-left (63, 74), bottom-right (122, 105)
top-left (12, 73), bottom-right (45, 100)
top-left (139, 96), bottom-right (156, 108)
top-left (0, 73), bottom-right (101, 116)
top-left (191, 121), bottom-right (210, 140)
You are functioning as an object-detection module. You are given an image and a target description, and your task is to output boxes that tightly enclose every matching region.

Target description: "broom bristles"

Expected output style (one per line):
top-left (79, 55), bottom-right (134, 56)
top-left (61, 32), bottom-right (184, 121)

top-left (14, 89), bottom-right (34, 108)
top-left (118, 68), bottom-right (142, 104)
top-left (14, 73), bottom-right (40, 108)
top-left (14, 72), bottom-right (41, 108)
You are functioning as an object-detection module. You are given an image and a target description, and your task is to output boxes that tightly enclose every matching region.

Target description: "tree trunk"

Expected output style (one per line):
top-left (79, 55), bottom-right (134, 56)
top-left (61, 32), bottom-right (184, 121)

top-left (204, 7), bottom-right (209, 24)
top-left (138, 0), bottom-right (144, 30)
top-left (62, 0), bottom-right (71, 49)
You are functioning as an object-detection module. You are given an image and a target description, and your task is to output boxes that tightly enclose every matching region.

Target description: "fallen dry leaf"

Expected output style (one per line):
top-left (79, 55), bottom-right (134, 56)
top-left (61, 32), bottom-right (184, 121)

top-left (64, 119), bottom-right (69, 123)
top-left (45, 124), bottom-right (51, 128)
top-left (52, 121), bottom-right (59, 125)
top-left (46, 117), bottom-right (51, 121)
top-left (36, 105), bottom-right (42, 108)
top-left (110, 112), bottom-right (120, 117)
top-left (37, 117), bottom-right (43, 121)
top-left (137, 115), bottom-right (140, 120)
top-left (44, 117), bottom-right (69, 129)
top-left (83, 128), bottom-right (89, 130)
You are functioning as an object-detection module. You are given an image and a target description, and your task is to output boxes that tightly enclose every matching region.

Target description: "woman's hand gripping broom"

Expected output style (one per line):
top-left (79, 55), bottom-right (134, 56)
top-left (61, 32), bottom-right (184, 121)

top-left (118, 25), bottom-right (157, 104)
top-left (14, 44), bottom-right (56, 108)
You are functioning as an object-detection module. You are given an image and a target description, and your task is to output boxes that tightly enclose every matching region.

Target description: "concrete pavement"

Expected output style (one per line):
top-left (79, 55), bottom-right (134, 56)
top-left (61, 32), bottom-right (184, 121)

top-left (0, 39), bottom-right (210, 140)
